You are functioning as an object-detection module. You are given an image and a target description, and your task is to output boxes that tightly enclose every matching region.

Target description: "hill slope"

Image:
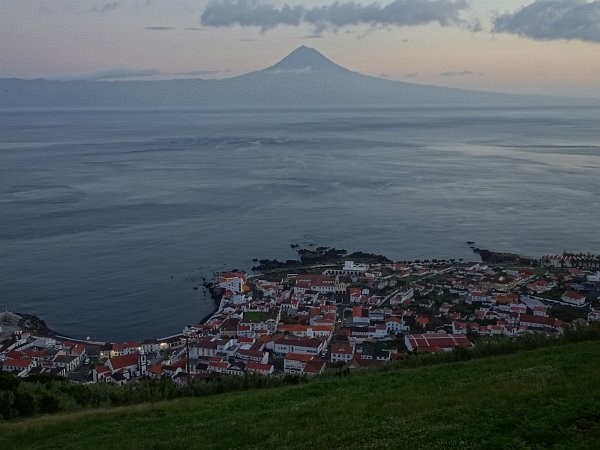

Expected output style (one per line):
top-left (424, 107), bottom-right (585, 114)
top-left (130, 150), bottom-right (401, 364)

top-left (2, 341), bottom-right (599, 449)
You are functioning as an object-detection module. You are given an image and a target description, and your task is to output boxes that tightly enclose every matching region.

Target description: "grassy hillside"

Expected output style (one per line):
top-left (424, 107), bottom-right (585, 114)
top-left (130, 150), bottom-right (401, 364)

top-left (1, 341), bottom-right (599, 449)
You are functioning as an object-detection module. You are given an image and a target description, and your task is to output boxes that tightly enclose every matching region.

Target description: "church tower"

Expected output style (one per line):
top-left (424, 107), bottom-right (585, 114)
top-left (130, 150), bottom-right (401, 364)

top-left (138, 349), bottom-right (147, 375)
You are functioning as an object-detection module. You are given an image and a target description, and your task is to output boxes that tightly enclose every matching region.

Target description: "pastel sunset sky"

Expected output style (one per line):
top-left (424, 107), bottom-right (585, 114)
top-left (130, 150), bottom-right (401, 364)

top-left (1, 0), bottom-right (599, 97)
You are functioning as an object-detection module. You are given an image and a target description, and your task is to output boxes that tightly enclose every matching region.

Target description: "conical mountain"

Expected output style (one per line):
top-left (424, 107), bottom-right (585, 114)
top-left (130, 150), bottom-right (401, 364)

top-left (261, 45), bottom-right (351, 74)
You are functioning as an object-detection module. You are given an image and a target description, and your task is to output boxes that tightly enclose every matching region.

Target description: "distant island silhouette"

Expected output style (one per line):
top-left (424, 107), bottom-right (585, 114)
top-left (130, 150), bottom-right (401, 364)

top-left (1, 46), bottom-right (595, 108)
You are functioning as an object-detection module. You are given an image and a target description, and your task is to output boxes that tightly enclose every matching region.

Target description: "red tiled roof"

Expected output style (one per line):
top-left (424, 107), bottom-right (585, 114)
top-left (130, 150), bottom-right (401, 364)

top-left (113, 341), bottom-right (141, 351)
top-left (245, 362), bottom-right (273, 372)
top-left (108, 353), bottom-right (138, 370)
top-left (2, 358), bottom-right (32, 368)
top-left (295, 275), bottom-right (335, 288)
top-left (563, 290), bottom-right (586, 300)
top-left (209, 357), bottom-right (225, 364)
top-left (274, 335), bottom-right (323, 348)
top-left (330, 343), bottom-right (354, 355)
top-left (172, 358), bottom-right (188, 369)
top-left (219, 272), bottom-right (247, 281)
top-left (148, 364), bottom-right (164, 375)
top-left (407, 333), bottom-right (472, 349)
top-left (236, 349), bottom-right (265, 359)
top-left (285, 352), bottom-right (314, 363)
top-left (312, 324), bottom-right (334, 333)
top-left (519, 314), bottom-right (561, 326)
top-left (278, 324), bottom-right (309, 333)
top-left (23, 348), bottom-right (47, 358)
top-left (304, 359), bottom-right (326, 374)
top-left (208, 361), bottom-right (229, 370)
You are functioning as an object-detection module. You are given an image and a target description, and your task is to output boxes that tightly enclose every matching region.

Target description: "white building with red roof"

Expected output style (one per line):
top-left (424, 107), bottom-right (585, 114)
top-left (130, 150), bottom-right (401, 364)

top-left (349, 287), bottom-right (362, 303)
top-left (294, 275), bottom-right (336, 294)
top-left (352, 306), bottom-right (369, 325)
top-left (330, 342), bottom-right (355, 363)
top-left (518, 314), bottom-right (562, 332)
top-left (93, 351), bottom-right (147, 383)
top-left (404, 333), bottom-right (473, 353)
top-left (389, 287), bottom-right (414, 306)
top-left (283, 353), bottom-right (327, 375)
top-left (234, 349), bottom-right (269, 364)
top-left (273, 335), bottom-right (325, 357)
top-left (207, 358), bottom-right (231, 375)
top-left (245, 362), bottom-right (274, 376)
top-left (284, 352), bottom-right (314, 374)
top-left (304, 359), bottom-right (327, 376)
top-left (527, 279), bottom-right (555, 294)
top-left (218, 272), bottom-right (247, 294)
top-left (385, 316), bottom-right (408, 334)
top-left (561, 290), bottom-right (586, 307)
top-left (452, 321), bottom-right (478, 335)
top-left (533, 305), bottom-right (549, 317)
top-left (1, 357), bottom-right (34, 376)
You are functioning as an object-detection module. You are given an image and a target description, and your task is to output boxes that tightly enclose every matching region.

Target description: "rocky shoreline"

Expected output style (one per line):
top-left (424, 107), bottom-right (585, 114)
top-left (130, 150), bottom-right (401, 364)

top-left (252, 247), bottom-right (392, 272)
top-left (7, 243), bottom-right (541, 343)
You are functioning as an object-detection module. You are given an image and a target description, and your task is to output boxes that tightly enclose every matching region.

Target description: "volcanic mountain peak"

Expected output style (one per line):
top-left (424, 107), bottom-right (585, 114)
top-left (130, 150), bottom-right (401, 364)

top-left (262, 45), bottom-right (351, 74)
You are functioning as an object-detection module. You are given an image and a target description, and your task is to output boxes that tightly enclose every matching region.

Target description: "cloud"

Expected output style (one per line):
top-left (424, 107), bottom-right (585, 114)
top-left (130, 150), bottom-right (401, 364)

top-left (90, 2), bottom-right (121, 13)
top-left (200, 0), bottom-right (472, 32)
top-left (493, 0), bottom-right (600, 43)
top-left (136, 0), bottom-right (154, 8)
top-left (403, 72), bottom-right (419, 78)
top-left (173, 69), bottom-right (229, 76)
top-left (440, 70), bottom-right (473, 77)
top-left (64, 68), bottom-right (230, 81)
top-left (439, 70), bottom-right (484, 77)
top-left (201, 0), bottom-right (304, 31)
top-left (298, 33), bottom-right (324, 39)
top-left (144, 26), bottom-right (175, 30)
top-left (265, 67), bottom-right (316, 74)
top-left (71, 69), bottom-right (164, 81)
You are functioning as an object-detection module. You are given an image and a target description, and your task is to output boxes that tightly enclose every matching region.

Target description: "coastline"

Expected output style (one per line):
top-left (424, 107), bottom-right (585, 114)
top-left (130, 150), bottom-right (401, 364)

top-left (4, 245), bottom-right (494, 343)
top-left (10, 245), bottom-right (597, 346)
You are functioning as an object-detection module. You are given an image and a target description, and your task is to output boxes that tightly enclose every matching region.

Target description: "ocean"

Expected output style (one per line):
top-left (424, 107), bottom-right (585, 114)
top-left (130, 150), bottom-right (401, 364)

top-left (1, 105), bottom-right (599, 340)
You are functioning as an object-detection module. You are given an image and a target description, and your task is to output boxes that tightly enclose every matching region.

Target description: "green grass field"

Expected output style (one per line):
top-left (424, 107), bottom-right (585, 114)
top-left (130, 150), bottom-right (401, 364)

top-left (2, 341), bottom-right (599, 449)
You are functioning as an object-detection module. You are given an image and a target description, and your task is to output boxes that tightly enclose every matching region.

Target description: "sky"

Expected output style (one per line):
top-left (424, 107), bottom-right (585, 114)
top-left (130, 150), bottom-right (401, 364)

top-left (1, 0), bottom-right (599, 97)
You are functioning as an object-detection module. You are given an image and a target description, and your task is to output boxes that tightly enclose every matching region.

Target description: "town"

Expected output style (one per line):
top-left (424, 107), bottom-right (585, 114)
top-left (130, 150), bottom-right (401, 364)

top-left (2, 249), bottom-right (599, 385)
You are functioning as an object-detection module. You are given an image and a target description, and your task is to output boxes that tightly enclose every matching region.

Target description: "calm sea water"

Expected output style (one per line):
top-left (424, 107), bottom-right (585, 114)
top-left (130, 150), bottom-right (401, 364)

top-left (1, 106), bottom-right (599, 340)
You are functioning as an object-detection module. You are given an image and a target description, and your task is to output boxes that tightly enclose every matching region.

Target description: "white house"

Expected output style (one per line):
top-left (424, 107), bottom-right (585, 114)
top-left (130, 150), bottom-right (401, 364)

top-left (218, 272), bottom-right (247, 293)
top-left (284, 352), bottom-right (314, 374)
top-left (330, 343), bottom-right (355, 363)
top-left (385, 316), bottom-right (408, 334)
top-left (93, 351), bottom-right (147, 383)
top-left (273, 336), bottom-right (324, 357)
top-left (245, 362), bottom-right (274, 376)
top-left (1, 358), bottom-right (34, 376)
top-left (561, 290), bottom-right (586, 307)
